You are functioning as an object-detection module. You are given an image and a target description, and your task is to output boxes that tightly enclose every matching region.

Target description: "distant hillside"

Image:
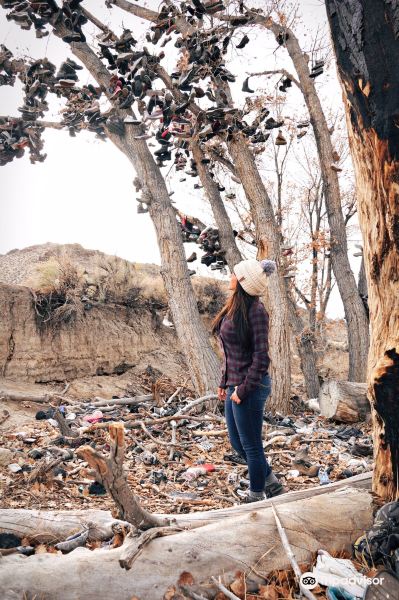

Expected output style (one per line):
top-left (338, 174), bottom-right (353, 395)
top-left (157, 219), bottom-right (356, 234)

top-left (0, 243), bottom-right (160, 286)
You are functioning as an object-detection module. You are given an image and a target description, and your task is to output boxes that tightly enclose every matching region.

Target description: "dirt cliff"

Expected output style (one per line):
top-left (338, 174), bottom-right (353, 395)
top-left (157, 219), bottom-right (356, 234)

top-left (0, 280), bottom-right (187, 383)
top-left (0, 243), bottom-right (225, 389)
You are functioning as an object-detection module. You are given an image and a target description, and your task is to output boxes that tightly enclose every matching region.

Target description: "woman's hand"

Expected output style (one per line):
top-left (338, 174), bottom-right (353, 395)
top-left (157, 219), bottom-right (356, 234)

top-left (218, 387), bottom-right (227, 401)
top-left (231, 387), bottom-right (242, 404)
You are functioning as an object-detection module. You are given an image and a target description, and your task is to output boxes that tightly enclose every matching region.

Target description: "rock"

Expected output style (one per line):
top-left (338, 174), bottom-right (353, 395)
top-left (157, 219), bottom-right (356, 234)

top-left (0, 448), bottom-right (13, 466)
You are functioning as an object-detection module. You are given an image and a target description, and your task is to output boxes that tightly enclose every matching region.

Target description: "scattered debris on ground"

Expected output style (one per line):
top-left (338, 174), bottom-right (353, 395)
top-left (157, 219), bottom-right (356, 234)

top-left (0, 381), bottom-right (373, 515)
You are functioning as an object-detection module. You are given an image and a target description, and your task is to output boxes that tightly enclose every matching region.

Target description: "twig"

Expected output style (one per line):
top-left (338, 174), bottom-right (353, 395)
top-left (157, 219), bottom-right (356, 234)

top-left (175, 394), bottom-right (217, 416)
top-left (90, 395), bottom-right (153, 408)
top-left (179, 586), bottom-right (209, 600)
top-left (55, 527), bottom-right (90, 553)
top-left (211, 576), bottom-right (240, 600)
top-left (54, 408), bottom-right (78, 438)
top-left (271, 504), bottom-right (318, 600)
top-left (139, 421), bottom-right (190, 448)
top-left (168, 420), bottom-right (177, 460)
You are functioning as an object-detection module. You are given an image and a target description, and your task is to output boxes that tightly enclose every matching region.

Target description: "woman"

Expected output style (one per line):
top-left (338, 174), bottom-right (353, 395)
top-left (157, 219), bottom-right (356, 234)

top-left (212, 258), bottom-right (284, 503)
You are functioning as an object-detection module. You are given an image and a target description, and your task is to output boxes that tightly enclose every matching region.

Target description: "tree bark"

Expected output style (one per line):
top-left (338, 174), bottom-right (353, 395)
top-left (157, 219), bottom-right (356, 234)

top-left (325, 0), bottom-right (399, 501)
top-left (287, 293), bottom-right (320, 398)
top-left (191, 142), bottom-right (242, 270)
top-left (261, 17), bottom-right (370, 383)
top-left (319, 379), bottom-right (369, 422)
top-left (0, 487), bottom-right (373, 600)
top-left (228, 135), bottom-right (292, 413)
top-left (59, 36), bottom-right (220, 396)
top-left (358, 256), bottom-right (367, 298)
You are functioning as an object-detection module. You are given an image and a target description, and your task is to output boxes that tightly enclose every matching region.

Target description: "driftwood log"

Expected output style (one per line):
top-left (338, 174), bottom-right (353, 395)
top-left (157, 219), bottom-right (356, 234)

top-left (0, 486), bottom-right (373, 600)
top-left (319, 380), bottom-right (369, 422)
top-left (0, 472), bottom-right (372, 540)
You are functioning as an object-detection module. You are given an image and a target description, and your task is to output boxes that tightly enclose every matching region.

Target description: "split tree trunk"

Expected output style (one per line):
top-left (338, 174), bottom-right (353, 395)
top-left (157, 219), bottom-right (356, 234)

top-left (0, 486), bottom-right (373, 600)
top-left (325, 0), bottom-right (399, 501)
top-left (261, 17), bottom-right (370, 384)
top-left (65, 38), bottom-right (220, 396)
top-left (191, 142), bottom-right (242, 270)
top-left (319, 380), bottom-right (369, 423)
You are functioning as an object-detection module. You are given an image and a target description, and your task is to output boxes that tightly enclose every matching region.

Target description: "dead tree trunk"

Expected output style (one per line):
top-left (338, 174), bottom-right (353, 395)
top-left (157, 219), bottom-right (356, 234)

top-left (260, 17), bottom-right (370, 384)
top-left (228, 135), bottom-right (292, 413)
top-left (65, 38), bottom-right (220, 396)
top-left (287, 293), bottom-right (320, 399)
top-left (191, 142), bottom-right (242, 270)
top-left (326, 0), bottom-right (399, 500)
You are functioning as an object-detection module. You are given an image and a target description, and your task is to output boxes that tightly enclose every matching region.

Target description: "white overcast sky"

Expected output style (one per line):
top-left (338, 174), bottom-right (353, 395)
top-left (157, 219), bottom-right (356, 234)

top-left (0, 0), bottom-right (363, 316)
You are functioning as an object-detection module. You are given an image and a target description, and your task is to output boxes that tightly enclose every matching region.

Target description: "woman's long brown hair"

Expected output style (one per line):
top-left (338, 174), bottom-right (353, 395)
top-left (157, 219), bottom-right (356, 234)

top-left (211, 281), bottom-right (256, 351)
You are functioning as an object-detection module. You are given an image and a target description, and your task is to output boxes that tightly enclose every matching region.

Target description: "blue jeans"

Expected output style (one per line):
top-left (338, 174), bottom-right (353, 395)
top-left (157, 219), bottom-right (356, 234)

top-left (225, 374), bottom-right (271, 493)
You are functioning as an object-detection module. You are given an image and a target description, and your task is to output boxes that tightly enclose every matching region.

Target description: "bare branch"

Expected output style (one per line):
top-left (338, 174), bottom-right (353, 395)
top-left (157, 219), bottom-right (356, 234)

top-left (248, 69), bottom-right (301, 89)
top-left (111, 0), bottom-right (158, 23)
top-left (0, 116), bottom-right (64, 130)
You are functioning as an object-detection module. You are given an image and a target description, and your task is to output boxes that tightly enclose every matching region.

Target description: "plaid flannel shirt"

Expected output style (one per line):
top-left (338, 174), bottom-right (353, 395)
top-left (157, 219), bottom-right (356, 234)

top-left (218, 299), bottom-right (270, 401)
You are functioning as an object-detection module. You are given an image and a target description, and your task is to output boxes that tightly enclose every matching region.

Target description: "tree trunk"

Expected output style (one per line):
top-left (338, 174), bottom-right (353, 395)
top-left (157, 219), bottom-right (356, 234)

top-left (358, 256), bottom-right (367, 298)
top-left (66, 42), bottom-right (220, 396)
top-left (191, 142), bottom-right (242, 270)
top-left (319, 380), bottom-right (369, 422)
top-left (228, 135), bottom-right (292, 413)
top-left (287, 293), bottom-right (320, 399)
top-left (325, 0), bottom-right (399, 501)
top-left (0, 487), bottom-right (373, 600)
top-left (262, 18), bottom-right (370, 383)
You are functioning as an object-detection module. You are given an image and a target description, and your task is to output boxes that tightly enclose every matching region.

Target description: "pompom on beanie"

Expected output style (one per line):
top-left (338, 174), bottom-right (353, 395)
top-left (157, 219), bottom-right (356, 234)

top-left (233, 259), bottom-right (276, 296)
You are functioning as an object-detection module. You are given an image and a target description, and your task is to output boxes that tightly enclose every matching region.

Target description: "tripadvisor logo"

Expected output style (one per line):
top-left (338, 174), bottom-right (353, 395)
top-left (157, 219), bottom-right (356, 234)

top-left (300, 573), bottom-right (317, 589)
top-left (300, 572), bottom-right (385, 590)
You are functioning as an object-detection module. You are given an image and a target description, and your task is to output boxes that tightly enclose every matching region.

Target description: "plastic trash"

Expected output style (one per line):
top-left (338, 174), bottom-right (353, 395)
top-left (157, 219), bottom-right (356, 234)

top-left (312, 549), bottom-right (367, 598)
top-left (327, 586), bottom-right (356, 600)
top-left (318, 466), bottom-right (331, 485)
top-left (82, 410), bottom-right (103, 424)
top-left (183, 463), bottom-right (215, 481)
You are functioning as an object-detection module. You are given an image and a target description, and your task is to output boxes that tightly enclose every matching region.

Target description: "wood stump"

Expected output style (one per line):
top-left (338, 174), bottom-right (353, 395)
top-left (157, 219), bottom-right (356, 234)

top-left (319, 380), bottom-right (369, 422)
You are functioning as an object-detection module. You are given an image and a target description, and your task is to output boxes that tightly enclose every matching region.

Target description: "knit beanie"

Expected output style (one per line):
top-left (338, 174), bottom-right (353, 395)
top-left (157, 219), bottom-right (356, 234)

top-left (233, 259), bottom-right (276, 296)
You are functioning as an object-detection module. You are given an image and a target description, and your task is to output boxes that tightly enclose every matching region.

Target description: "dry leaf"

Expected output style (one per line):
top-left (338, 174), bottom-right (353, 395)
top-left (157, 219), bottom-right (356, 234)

top-left (230, 572), bottom-right (246, 598)
top-left (163, 586), bottom-right (176, 600)
top-left (258, 584), bottom-right (279, 600)
top-left (112, 533), bottom-right (124, 548)
top-left (35, 544), bottom-right (48, 554)
top-left (177, 571), bottom-right (194, 586)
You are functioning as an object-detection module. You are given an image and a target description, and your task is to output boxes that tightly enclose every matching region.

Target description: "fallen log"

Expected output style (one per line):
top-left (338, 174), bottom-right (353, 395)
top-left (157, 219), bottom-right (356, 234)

top-left (318, 379), bottom-right (369, 422)
top-left (0, 486), bottom-right (373, 600)
top-left (0, 472), bottom-right (372, 539)
top-left (0, 509), bottom-right (130, 544)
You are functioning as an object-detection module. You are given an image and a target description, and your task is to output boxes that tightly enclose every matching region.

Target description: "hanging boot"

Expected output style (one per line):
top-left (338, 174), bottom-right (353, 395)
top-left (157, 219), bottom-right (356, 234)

top-left (275, 130), bottom-right (287, 145)
top-left (242, 76), bottom-right (254, 94)
top-left (236, 34), bottom-right (249, 49)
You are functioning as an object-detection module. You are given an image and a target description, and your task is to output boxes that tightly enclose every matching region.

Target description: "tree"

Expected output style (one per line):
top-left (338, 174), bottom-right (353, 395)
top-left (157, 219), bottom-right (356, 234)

top-left (121, 1), bottom-right (293, 412)
top-left (239, 2), bottom-right (370, 383)
top-left (0, 0), bottom-right (220, 395)
top-left (325, 0), bottom-right (399, 501)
